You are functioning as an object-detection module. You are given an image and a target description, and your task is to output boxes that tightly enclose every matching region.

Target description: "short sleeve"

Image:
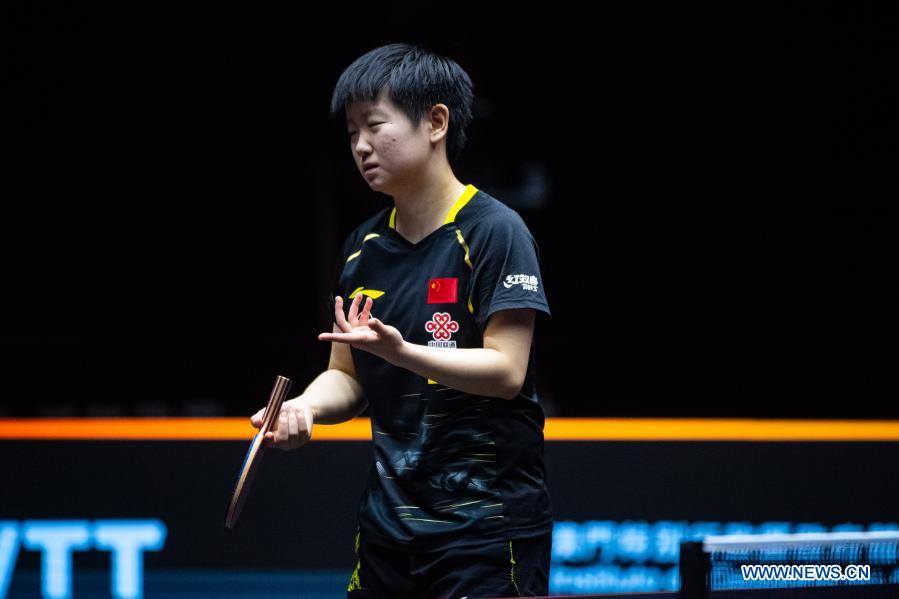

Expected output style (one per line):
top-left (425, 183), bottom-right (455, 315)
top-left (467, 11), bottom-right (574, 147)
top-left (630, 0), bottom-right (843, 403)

top-left (471, 212), bottom-right (551, 332)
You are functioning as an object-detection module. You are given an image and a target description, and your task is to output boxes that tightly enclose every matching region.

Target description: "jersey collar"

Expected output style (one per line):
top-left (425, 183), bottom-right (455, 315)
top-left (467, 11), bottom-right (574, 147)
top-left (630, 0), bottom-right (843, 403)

top-left (388, 183), bottom-right (479, 230)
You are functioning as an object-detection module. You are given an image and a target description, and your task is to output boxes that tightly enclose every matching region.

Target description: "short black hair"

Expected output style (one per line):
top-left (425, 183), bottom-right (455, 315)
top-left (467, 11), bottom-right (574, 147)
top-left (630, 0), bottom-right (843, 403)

top-left (329, 43), bottom-right (475, 164)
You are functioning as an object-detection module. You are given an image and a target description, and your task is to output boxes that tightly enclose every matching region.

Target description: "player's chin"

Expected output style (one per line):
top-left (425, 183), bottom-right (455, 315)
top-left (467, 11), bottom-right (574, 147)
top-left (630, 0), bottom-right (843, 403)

top-left (363, 170), bottom-right (390, 191)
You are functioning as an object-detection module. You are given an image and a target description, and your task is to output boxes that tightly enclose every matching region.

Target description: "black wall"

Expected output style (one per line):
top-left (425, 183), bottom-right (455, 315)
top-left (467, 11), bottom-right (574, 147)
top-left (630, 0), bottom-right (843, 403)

top-left (5, 7), bottom-right (897, 418)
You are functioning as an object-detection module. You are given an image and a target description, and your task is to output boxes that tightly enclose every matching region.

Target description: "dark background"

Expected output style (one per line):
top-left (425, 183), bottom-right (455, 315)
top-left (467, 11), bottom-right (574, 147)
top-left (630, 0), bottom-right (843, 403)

top-left (3, 6), bottom-right (897, 418)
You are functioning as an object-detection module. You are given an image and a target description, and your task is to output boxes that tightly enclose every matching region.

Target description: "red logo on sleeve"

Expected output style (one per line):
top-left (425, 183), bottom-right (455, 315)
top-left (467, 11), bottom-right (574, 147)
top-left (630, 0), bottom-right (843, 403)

top-left (427, 277), bottom-right (458, 304)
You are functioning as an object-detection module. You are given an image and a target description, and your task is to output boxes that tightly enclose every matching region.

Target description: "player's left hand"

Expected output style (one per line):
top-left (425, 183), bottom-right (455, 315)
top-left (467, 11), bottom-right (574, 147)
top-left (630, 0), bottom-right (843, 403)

top-left (318, 293), bottom-right (404, 361)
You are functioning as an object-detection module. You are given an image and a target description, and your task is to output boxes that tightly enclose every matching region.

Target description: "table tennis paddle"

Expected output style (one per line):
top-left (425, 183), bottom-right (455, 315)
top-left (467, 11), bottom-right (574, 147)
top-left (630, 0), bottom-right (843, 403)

top-left (225, 374), bottom-right (292, 529)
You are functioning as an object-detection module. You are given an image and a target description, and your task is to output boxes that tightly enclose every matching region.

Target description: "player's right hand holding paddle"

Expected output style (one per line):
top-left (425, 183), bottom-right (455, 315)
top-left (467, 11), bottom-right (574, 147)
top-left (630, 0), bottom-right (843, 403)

top-left (250, 399), bottom-right (313, 450)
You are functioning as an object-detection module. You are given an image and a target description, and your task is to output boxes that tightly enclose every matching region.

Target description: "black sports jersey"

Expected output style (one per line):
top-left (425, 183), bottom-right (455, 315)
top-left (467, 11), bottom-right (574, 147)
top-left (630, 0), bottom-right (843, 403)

top-left (332, 183), bottom-right (552, 552)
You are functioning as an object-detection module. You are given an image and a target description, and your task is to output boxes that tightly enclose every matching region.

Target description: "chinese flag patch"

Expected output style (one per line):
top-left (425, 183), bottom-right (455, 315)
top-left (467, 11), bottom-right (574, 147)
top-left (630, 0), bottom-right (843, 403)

top-left (427, 277), bottom-right (458, 304)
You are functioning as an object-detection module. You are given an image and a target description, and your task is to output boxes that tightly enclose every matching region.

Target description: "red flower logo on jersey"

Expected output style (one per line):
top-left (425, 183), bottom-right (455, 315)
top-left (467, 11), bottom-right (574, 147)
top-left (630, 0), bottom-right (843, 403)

top-left (425, 312), bottom-right (459, 340)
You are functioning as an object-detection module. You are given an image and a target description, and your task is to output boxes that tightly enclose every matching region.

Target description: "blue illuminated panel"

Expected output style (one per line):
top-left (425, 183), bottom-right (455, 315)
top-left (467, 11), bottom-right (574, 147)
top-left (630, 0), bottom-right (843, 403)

top-left (0, 520), bottom-right (166, 599)
top-left (549, 520), bottom-right (899, 595)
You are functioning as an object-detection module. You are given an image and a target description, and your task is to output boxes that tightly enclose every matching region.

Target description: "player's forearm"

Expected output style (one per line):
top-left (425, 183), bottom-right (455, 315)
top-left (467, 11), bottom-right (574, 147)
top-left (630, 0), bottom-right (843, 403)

top-left (293, 368), bottom-right (366, 424)
top-left (391, 342), bottom-right (520, 400)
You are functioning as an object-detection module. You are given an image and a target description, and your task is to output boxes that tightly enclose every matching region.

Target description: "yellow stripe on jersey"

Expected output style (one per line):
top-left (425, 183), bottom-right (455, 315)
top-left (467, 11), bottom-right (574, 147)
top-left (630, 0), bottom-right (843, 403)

top-left (454, 229), bottom-right (475, 314)
top-left (349, 286), bottom-right (385, 299)
top-left (346, 233), bottom-right (381, 263)
top-left (444, 184), bottom-right (479, 223)
top-left (347, 529), bottom-right (362, 592)
top-left (454, 229), bottom-right (473, 270)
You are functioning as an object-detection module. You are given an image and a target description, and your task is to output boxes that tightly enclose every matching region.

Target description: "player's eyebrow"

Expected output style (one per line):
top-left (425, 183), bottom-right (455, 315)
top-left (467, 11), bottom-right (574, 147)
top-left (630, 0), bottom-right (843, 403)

top-left (347, 107), bottom-right (386, 124)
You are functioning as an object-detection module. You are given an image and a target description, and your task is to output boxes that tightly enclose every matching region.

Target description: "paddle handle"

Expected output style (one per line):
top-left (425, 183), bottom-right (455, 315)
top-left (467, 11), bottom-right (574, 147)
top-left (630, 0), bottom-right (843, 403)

top-left (260, 375), bottom-right (292, 434)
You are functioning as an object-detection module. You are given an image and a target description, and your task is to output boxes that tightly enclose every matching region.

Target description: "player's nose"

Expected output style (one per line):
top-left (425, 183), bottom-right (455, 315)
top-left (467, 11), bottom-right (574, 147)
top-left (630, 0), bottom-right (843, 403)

top-left (353, 133), bottom-right (373, 156)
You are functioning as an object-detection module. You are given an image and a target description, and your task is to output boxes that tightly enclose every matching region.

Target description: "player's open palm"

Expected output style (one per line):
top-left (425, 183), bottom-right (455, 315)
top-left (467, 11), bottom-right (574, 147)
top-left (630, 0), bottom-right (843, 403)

top-left (318, 294), bottom-right (404, 360)
top-left (249, 398), bottom-right (313, 451)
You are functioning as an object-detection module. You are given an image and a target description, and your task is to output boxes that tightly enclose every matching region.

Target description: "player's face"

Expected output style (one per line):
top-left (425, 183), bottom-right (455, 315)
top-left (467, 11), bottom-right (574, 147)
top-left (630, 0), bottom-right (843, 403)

top-left (345, 91), bottom-right (432, 194)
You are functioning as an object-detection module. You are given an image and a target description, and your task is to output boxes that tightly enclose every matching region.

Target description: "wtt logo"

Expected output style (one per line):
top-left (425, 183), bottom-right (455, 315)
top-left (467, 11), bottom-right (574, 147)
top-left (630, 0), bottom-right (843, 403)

top-left (0, 519), bottom-right (167, 599)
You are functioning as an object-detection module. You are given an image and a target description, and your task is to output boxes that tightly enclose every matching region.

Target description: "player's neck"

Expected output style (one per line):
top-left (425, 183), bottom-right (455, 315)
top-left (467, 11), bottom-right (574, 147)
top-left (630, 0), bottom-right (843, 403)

top-left (391, 162), bottom-right (466, 244)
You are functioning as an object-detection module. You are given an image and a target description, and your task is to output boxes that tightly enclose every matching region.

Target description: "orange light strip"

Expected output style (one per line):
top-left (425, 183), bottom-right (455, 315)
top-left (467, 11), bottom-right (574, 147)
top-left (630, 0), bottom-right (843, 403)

top-left (544, 418), bottom-right (899, 441)
top-left (0, 418), bottom-right (898, 441)
top-left (0, 418), bottom-right (369, 441)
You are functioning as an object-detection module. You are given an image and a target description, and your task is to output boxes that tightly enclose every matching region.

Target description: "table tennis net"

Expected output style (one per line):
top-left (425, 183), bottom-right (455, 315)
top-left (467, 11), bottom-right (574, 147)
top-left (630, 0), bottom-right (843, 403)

top-left (679, 531), bottom-right (899, 596)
